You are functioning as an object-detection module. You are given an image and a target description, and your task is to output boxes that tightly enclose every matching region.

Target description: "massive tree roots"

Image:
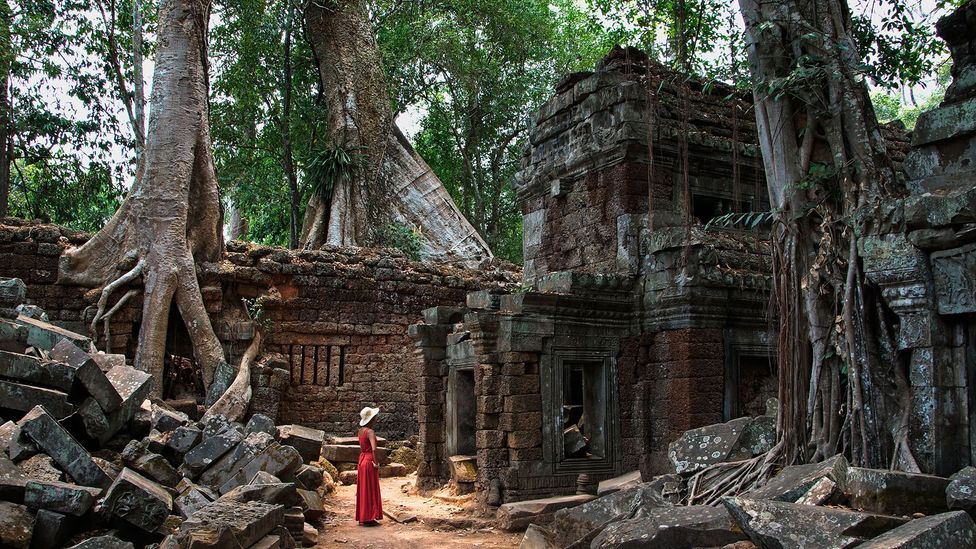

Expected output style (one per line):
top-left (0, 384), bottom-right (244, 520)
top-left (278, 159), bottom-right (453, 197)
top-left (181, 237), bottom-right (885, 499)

top-left (58, 0), bottom-right (233, 399)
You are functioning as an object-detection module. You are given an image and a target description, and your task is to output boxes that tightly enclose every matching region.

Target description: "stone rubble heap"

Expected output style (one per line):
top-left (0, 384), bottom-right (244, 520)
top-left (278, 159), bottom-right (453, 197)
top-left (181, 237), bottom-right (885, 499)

top-left (0, 277), bottom-right (338, 549)
top-left (515, 408), bottom-right (976, 548)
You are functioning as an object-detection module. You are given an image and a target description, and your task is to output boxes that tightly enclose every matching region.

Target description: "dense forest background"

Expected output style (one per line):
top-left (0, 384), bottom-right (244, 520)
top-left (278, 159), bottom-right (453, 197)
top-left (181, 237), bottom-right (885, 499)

top-left (0, 0), bottom-right (961, 263)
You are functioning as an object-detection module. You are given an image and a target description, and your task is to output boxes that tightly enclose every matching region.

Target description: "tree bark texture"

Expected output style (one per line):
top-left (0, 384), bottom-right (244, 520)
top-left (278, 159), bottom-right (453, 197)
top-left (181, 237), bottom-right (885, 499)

top-left (739, 0), bottom-right (911, 469)
top-left (59, 0), bottom-right (229, 396)
top-left (301, 0), bottom-right (493, 267)
top-left (0, 0), bottom-right (11, 218)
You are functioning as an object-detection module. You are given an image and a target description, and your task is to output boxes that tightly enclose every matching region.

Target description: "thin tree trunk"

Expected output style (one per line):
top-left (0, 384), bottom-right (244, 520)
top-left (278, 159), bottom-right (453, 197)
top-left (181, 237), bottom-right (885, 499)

top-left (0, 0), bottom-right (12, 218)
top-left (282, 2), bottom-right (299, 249)
top-left (59, 0), bottom-right (230, 397)
top-left (301, 0), bottom-right (492, 266)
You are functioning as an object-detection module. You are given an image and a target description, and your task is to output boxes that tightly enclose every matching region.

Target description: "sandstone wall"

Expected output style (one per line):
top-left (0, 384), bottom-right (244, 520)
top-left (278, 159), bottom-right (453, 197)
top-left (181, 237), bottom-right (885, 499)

top-left (0, 218), bottom-right (519, 439)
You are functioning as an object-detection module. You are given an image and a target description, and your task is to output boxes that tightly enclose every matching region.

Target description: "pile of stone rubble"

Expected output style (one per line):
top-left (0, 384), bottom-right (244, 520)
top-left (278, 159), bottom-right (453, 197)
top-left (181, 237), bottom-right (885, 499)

top-left (515, 407), bottom-right (976, 548)
top-left (0, 278), bottom-right (336, 548)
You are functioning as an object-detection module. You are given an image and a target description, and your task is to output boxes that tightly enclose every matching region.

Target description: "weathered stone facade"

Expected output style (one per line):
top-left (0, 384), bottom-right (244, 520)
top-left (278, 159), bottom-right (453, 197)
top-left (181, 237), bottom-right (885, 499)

top-left (0, 219), bottom-right (518, 438)
top-left (861, 2), bottom-right (976, 476)
top-left (411, 48), bottom-right (780, 504)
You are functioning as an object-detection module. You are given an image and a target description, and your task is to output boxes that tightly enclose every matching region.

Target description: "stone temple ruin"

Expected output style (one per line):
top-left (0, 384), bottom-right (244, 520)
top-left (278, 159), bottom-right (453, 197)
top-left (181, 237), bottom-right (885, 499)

top-left (409, 46), bottom-right (782, 503)
top-left (0, 2), bottom-right (974, 547)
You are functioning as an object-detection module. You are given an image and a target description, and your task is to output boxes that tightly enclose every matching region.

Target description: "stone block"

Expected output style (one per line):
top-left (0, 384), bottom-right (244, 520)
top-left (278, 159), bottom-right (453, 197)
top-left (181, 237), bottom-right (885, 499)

top-left (744, 454), bottom-right (848, 503)
top-left (379, 463), bottom-right (407, 478)
top-left (0, 456), bottom-right (27, 502)
top-left (857, 510), bottom-right (976, 548)
top-left (845, 467), bottom-right (949, 516)
top-left (183, 427), bottom-right (244, 476)
top-left (165, 425), bottom-right (203, 460)
top-left (14, 315), bottom-right (91, 352)
top-left (30, 509), bottom-right (75, 549)
top-left (723, 497), bottom-right (906, 548)
top-left (67, 535), bottom-right (135, 549)
top-left (497, 494), bottom-right (595, 531)
top-left (19, 405), bottom-right (111, 488)
top-left (150, 405), bottom-right (188, 433)
top-left (89, 352), bottom-right (127, 372)
top-left (0, 501), bottom-right (34, 549)
top-left (218, 443), bottom-right (303, 494)
top-left (220, 481), bottom-right (299, 508)
top-left (24, 479), bottom-right (100, 516)
top-left (102, 468), bottom-right (173, 531)
top-left (199, 431), bottom-right (274, 488)
top-left (175, 484), bottom-right (215, 519)
top-left (49, 339), bottom-right (122, 412)
top-left (296, 488), bottom-right (324, 520)
top-left (597, 470), bottom-right (642, 497)
top-left (246, 414), bottom-right (277, 437)
top-left (294, 464), bottom-right (324, 490)
top-left (667, 416), bottom-right (750, 475)
top-left (277, 424), bottom-right (325, 463)
top-left (948, 466), bottom-right (976, 516)
top-left (0, 350), bottom-right (76, 391)
top-left (339, 471), bottom-right (357, 485)
top-left (175, 500), bottom-right (285, 549)
top-left (321, 444), bottom-right (387, 464)
top-left (122, 440), bottom-right (181, 487)
top-left (592, 505), bottom-right (747, 549)
top-left (205, 361), bottom-right (236, 407)
top-left (0, 278), bottom-right (27, 308)
top-left (549, 475), bottom-right (682, 547)
top-left (509, 429), bottom-right (542, 449)
top-left (104, 365), bottom-right (154, 431)
top-left (520, 524), bottom-right (557, 549)
top-left (0, 379), bottom-right (74, 419)
top-left (448, 455), bottom-right (477, 483)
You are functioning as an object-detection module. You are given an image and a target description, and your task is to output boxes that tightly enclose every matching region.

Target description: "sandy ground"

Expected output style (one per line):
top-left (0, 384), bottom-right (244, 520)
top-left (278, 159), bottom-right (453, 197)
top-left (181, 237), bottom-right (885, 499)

top-left (314, 476), bottom-right (522, 548)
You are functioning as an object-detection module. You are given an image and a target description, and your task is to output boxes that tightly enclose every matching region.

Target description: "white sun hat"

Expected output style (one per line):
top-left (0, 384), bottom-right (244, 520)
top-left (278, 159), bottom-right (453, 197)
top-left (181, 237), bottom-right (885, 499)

top-left (359, 406), bottom-right (380, 427)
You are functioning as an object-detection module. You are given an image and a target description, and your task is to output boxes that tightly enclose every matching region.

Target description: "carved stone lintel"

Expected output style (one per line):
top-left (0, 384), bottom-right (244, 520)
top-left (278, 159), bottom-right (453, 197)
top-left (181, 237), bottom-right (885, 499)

top-left (931, 243), bottom-right (976, 316)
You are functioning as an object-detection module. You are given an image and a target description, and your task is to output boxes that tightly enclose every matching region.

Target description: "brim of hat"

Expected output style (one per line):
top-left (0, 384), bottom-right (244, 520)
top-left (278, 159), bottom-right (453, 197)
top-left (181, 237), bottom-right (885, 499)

top-left (359, 407), bottom-right (380, 426)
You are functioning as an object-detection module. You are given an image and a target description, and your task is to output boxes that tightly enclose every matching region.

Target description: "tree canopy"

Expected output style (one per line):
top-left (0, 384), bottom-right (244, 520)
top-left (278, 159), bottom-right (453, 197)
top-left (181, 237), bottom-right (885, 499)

top-left (2, 0), bottom-right (960, 261)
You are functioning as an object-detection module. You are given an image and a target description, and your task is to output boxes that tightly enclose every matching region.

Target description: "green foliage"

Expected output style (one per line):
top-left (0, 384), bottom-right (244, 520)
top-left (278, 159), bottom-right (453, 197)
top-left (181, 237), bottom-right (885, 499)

top-left (210, 0), bottom-right (323, 247)
top-left (371, 223), bottom-right (426, 261)
top-left (376, 0), bottom-right (621, 264)
top-left (4, 0), bottom-right (154, 224)
top-left (704, 210), bottom-right (776, 231)
top-left (305, 143), bottom-right (364, 201)
top-left (8, 157), bottom-right (123, 232)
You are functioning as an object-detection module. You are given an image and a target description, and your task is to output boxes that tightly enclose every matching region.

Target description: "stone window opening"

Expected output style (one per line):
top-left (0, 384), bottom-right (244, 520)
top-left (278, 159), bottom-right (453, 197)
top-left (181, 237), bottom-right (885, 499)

top-left (691, 194), bottom-right (751, 226)
top-left (546, 350), bottom-right (618, 475)
top-left (289, 344), bottom-right (346, 386)
top-left (561, 363), bottom-right (607, 461)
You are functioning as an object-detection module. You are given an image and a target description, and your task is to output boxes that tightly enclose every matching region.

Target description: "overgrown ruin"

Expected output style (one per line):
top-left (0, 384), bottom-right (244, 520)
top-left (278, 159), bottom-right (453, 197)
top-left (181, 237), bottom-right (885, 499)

top-left (0, 1), bottom-right (975, 547)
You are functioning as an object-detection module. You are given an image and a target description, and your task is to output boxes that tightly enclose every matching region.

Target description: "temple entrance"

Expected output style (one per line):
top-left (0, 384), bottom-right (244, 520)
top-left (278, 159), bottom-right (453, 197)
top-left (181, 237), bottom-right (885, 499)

top-left (447, 366), bottom-right (476, 456)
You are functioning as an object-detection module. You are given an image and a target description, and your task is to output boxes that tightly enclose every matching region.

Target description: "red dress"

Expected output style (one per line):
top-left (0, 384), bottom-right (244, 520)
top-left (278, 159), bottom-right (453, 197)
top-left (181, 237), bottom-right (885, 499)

top-left (355, 428), bottom-right (383, 523)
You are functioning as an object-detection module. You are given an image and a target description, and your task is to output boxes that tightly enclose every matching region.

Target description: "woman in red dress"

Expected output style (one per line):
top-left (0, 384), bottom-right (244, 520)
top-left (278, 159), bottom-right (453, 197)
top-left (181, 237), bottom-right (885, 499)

top-left (356, 406), bottom-right (383, 525)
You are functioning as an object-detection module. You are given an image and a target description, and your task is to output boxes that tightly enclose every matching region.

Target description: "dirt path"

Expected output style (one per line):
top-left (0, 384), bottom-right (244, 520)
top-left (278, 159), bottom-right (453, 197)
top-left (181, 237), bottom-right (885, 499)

top-left (315, 476), bottom-right (522, 548)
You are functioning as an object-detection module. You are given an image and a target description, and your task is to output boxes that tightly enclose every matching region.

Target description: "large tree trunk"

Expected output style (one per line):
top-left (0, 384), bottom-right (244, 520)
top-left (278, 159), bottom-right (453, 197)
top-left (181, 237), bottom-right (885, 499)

top-left (59, 0), bottom-right (229, 396)
top-left (738, 0), bottom-right (912, 469)
top-left (301, 0), bottom-right (493, 267)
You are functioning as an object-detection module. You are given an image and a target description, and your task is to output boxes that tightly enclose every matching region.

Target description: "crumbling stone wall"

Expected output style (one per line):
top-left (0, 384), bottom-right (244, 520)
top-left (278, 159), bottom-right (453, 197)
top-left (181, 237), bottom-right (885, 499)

top-left (0, 219), bottom-right (519, 439)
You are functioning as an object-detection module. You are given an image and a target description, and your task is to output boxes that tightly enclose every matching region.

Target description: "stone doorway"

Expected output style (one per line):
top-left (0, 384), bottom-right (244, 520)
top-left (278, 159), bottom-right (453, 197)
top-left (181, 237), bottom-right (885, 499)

top-left (447, 366), bottom-right (476, 456)
top-left (725, 347), bottom-right (777, 420)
